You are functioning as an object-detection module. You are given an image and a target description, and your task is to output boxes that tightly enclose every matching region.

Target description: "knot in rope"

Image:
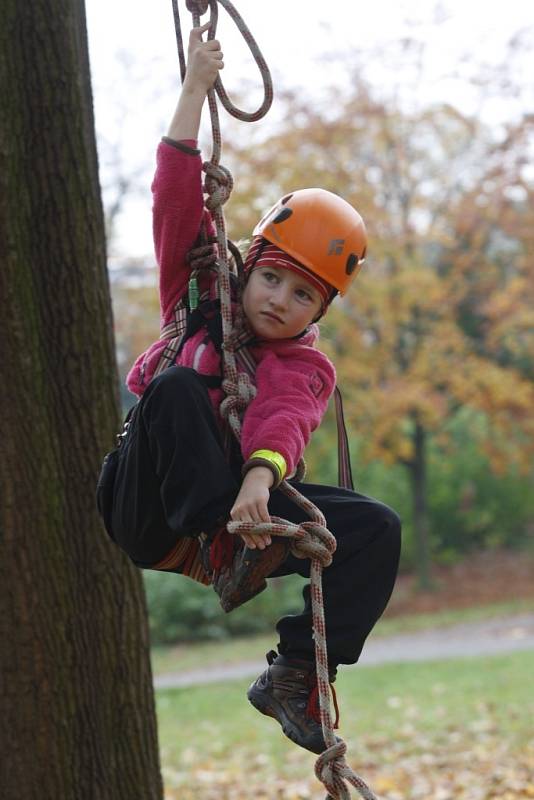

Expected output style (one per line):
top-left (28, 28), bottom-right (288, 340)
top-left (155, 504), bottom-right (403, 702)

top-left (219, 371), bottom-right (256, 435)
top-left (288, 520), bottom-right (335, 567)
top-left (203, 161), bottom-right (234, 211)
top-left (185, 0), bottom-right (209, 14)
top-left (228, 509), bottom-right (334, 565)
top-left (315, 740), bottom-right (379, 800)
top-left (226, 517), bottom-right (334, 569)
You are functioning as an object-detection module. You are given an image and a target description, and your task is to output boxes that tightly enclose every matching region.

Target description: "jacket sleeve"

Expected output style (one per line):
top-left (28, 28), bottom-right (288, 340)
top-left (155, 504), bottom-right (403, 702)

top-left (152, 139), bottom-right (210, 324)
top-left (240, 347), bottom-right (336, 476)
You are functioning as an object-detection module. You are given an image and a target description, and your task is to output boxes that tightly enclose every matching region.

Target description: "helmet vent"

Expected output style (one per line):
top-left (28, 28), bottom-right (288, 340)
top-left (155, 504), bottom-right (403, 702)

top-left (273, 207), bottom-right (293, 224)
top-left (281, 194), bottom-right (293, 205)
top-left (345, 253), bottom-right (358, 275)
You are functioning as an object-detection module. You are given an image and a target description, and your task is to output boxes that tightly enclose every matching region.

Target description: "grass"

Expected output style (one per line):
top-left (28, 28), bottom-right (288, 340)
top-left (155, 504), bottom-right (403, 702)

top-left (156, 649), bottom-right (534, 799)
top-left (150, 597), bottom-right (534, 676)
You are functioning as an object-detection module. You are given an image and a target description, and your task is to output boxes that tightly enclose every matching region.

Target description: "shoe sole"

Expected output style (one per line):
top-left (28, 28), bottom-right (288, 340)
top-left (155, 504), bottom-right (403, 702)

top-left (220, 579), bottom-right (266, 613)
top-left (219, 568), bottom-right (268, 612)
top-left (247, 684), bottom-right (326, 755)
top-left (219, 539), bottom-right (290, 613)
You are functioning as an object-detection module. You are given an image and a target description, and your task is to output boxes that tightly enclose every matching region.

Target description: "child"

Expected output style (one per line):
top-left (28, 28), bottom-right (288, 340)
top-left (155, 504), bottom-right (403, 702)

top-left (100, 25), bottom-right (401, 755)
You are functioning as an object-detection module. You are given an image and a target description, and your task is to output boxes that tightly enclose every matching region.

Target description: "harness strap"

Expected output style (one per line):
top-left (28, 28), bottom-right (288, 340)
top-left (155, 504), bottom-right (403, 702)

top-left (153, 304), bottom-right (189, 379)
top-left (333, 386), bottom-right (354, 491)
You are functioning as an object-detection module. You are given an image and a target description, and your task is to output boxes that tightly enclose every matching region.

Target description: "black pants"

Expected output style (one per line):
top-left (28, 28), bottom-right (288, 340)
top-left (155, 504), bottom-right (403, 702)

top-left (111, 366), bottom-right (401, 666)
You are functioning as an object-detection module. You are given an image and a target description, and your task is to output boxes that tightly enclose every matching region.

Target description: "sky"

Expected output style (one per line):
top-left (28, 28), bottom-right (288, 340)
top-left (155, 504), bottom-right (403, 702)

top-left (85, 0), bottom-right (534, 257)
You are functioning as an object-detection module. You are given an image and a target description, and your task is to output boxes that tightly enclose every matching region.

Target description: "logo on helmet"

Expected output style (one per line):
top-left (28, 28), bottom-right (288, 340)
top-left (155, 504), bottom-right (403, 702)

top-left (328, 239), bottom-right (345, 255)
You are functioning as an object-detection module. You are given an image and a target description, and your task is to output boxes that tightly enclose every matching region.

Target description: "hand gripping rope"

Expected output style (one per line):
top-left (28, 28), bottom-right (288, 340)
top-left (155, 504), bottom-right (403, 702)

top-left (172, 3), bottom-right (378, 798)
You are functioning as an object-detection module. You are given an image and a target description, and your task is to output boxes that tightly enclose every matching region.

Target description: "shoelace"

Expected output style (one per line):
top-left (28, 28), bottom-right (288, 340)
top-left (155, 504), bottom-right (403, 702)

top-left (306, 679), bottom-right (340, 729)
top-left (265, 650), bottom-right (341, 730)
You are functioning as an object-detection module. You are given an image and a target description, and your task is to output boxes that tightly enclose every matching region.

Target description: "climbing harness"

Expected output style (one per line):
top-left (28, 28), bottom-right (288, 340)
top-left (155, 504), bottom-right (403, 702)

top-left (163, 3), bottom-right (378, 798)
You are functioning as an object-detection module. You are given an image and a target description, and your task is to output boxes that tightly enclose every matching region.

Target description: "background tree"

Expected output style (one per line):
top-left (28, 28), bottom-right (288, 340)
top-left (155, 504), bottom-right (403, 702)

top-left (0, 2), bottom-right (163, 798)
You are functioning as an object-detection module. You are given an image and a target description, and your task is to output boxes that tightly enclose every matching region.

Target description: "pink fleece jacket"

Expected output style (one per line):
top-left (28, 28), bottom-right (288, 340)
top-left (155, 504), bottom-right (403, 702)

top-left (126, 140), bottom-right (336, 476)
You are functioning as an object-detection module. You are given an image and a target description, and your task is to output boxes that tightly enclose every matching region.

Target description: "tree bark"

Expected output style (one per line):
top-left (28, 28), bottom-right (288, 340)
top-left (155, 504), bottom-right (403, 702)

top-left (0, 2), bottom-right (163, 799)
top-left (409, 417), bottom-right (433, 590)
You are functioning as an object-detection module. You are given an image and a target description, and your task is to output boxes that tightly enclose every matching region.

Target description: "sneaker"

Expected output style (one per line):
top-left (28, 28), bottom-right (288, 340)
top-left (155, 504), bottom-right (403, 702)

top-left (247, 650), bottom-right (339, 754)
top-left (200, 526), bottom-right (290, 613)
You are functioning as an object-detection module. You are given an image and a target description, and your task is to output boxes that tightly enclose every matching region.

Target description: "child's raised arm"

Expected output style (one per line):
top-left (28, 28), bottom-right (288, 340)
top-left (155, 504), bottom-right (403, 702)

top-left (152, 24), bottom-right (223, 322)
top-left (167, 22), bottom-right (224, 141)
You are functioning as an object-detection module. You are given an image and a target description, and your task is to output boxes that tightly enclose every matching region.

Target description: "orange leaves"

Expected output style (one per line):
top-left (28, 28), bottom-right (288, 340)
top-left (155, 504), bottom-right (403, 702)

top-left (328, 245), bottom-right (534, 469)
top-left (481, 275), bottom-right (534, 363)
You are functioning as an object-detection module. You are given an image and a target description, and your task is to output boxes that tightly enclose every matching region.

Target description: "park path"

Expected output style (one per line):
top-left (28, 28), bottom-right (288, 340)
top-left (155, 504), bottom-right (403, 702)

top-left (154, 612), bottom-right (534, 690)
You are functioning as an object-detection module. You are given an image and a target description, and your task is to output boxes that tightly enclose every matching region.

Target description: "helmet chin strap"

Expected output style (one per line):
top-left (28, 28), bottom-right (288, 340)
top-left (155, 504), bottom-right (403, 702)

top-left (312, 288), bottom-right (338, 324)
top-left (293, 288), bottom-right (338, 337)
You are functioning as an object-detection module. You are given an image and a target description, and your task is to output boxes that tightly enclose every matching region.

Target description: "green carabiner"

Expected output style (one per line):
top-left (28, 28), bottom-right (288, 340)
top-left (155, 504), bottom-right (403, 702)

top-left (188, 276), bottom-right (199, 311)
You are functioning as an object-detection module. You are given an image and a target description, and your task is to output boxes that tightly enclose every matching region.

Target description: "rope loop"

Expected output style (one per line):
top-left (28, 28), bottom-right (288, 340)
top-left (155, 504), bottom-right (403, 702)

top-left (220, 371), bottom-right (255, 405)
top-left (210, 0), bottom-right (274, 122)
top-left (290, 521), bottom-right (335, 567)
top-left (219, 387), bottom-right (250, 421)
top-left (186, 0), bottom-right (209, 14)
top-left (219, 370), bottom-right (256, 434)
top-left (225, 517), bottom-right (334, 568)
top-left (173, 0), bottom-right (273, 123)
top-left (316, 740), bottom-right (350, 800)
top-left (315, 741), bottom-right (379, 800)
top-left (203, 161), bottom-right (234, 210)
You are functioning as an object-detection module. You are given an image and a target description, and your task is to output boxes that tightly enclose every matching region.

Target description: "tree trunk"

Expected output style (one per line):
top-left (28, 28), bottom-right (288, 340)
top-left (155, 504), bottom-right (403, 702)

top-left (0, 3), bottom-right (163, 799)
top-left (408, 417), bottom-right (433, 590)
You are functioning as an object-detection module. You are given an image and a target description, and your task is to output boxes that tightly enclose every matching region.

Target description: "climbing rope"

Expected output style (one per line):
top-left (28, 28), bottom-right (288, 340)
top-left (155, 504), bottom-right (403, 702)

top-left (172, 3), bottom-right (378, 798)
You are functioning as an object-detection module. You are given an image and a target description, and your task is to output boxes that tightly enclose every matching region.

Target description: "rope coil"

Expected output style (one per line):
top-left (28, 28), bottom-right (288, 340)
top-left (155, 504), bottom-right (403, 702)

top-left (226, 516), bottom-right (335, 568)
top-left (172, 3), bottom-right (378, 797)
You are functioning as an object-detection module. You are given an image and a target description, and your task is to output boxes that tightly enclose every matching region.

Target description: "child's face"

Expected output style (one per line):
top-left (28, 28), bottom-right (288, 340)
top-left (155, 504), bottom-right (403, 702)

top-left (242, 266), bottom-right (323, 340)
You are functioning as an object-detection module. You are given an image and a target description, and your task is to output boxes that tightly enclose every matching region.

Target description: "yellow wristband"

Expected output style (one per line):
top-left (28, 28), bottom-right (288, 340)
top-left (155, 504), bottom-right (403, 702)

top-left (249, 449), bottom-right (287, 484)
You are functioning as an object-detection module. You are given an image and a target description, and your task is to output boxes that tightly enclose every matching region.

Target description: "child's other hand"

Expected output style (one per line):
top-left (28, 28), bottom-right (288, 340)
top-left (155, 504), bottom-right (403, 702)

top-left (230, 467), bottom-right (273, 550)
top-left (184, 22), bottom-right (224, 95)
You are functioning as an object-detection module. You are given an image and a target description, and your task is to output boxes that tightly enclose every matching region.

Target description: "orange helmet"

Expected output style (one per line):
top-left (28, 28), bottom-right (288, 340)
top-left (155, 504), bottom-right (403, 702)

top-left (252, 188), bottom-right (367, 295)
